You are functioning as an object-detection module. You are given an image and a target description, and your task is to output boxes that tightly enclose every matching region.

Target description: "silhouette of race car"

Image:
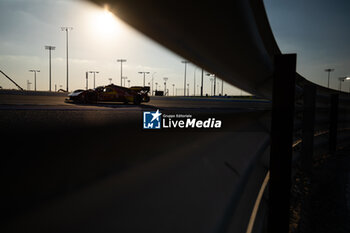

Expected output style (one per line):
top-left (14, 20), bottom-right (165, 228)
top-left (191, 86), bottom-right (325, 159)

top-left (67, 84), bottom-right (150, 104)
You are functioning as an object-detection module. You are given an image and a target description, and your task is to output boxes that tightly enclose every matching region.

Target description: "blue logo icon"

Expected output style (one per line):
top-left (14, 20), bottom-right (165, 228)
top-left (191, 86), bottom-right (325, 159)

top-left (143, 109), bottom-right (162, 129)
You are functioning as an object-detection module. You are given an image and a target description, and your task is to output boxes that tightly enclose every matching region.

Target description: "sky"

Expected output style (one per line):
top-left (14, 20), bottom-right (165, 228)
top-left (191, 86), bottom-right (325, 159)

top-left (0, 0), bottom-right (242, 96)
top-left (264, 0), bottom-right (350, 91)
top-left (0, 0), bottom-right (350, 94)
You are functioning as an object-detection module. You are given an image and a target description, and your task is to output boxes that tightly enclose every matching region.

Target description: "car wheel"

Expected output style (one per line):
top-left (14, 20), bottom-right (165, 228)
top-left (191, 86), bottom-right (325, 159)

top-left (133, 94), bottom-right (142, 105)
top-left (143, 95), bottom-right (150, 102)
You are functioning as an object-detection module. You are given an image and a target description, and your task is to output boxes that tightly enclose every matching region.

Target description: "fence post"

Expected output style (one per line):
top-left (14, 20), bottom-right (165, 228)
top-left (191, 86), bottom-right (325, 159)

top-left (329, 94), bottom-right (339, 153)
top-left (268, 54), bottom-right (296, 233)
top-left (301, 85), bottom-right (316, 174)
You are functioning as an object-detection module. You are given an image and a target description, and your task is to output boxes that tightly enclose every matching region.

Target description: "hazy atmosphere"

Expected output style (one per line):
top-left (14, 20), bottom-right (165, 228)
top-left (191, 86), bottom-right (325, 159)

top-left (0, 0), bottom-right (245, 95)
top-left (1, 0), bottom-right (350, 94)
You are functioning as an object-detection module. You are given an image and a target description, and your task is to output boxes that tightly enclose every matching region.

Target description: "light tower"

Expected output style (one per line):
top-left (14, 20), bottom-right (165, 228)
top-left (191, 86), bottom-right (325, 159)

top-left (61, 27), bottom-right (73, 92)
top-left (200, 69), bottom-right (204, 96)
top-left (122, 76), bottom-right (128, 87)
top-left (117, 59), bottom-right (127, 86)
top-left (45, 45), bottom-right (55, 92)
top-left (163, 77), bottom-right (168, 96)
top-left (338, 76), bottom-right (350, 91)
top-left (86, 72), bottom-right (89, 90)
top-left (209, 78), bottom-right (214, 96)
top-left (221, 79), bottom-right (224, 95)
top-left (324, 68), bottom-right (335, 88)
top-left (213, 75), bottom-right (217, 96)
top-left (206, 73), bottom-right (216, 96)
top-left (29, 70), bottom-right (40, 91)
top-left (138, 71), bottom-right (150, 86)
top-left (181, 60), bottom-right (189, 96)
top-left (151, 72), bottom-right (156, 96)
top-left (89, 71), bottom-right (99, 88)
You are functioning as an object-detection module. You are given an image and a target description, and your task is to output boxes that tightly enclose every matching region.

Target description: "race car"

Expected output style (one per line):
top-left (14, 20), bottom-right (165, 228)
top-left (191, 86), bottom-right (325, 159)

top-left (67, 84), bottom-right (150, 104)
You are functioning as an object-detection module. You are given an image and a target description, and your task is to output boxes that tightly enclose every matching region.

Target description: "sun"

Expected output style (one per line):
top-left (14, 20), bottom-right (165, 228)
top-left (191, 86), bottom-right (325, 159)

top-left (91, 7), bottom-right (122, 37)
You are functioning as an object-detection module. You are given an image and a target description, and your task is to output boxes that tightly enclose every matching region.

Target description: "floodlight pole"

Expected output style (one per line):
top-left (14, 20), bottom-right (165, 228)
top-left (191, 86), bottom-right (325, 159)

top-left (163, 77), bottom-right (168, 96)
top-left (89, 71), bottom-right (99, 88)
top-left (117, 59), bottom-right (127, 86)
top-left (221, 79), bottom-right (224, 95)
top-left (122, 76), bottom-right (128, 86)
top-left (86, 72), bottom-right (89, 90)
top-left (210, 78), bottom-right (214, 95)
top-left (344, 77), bottom-right (350, 93)
top-left (325, 68), bottom-right (335, 88)
top-left (213, 75), bottom-right (216, 96)
top-left (193, 67), bottom-right (197, 96)
top-left (200, 69), bottom-right (204, 96)
top-left (139, 71), bottom-right (150, 86)
top-left (151, 72), bottom-right (156, 96)
top-left (338, 77), bottom-right (350, 91)
top-left (181, 60), bottom-right (189, 96)
top-left (61, 27), bottom-right (73, 92)
top-left (29, 70), bottom-right (40, 91)
top-left (207, 73), bottom-right (216, 96)
top-left (338, 77), bottom-right (345, 91)
top-left (45, 46), bottom-right (55, 92)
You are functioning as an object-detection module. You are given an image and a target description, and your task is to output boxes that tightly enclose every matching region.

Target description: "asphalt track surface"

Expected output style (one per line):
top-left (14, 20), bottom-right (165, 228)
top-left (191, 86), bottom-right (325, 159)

top-left (0, 91), bottom-right (271, 233)
top-left (0, 92), bottom-right (270, 130)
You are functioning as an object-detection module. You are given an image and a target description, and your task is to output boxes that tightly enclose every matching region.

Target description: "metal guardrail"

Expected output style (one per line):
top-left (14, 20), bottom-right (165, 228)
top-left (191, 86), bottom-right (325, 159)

top-left (209, 55), bottom-right (350, 233)
top-left (243, 59), bottom-right (350, 233)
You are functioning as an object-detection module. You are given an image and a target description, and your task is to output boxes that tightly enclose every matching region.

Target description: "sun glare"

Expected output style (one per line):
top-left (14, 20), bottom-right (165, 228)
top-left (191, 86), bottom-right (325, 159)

top-left (91, 7), bottom-right (121, 37)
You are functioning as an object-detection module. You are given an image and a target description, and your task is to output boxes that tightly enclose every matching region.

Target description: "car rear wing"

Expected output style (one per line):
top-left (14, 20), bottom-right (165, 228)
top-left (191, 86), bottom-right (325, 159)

top-left (130, 86), bottom-right (150, 93)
